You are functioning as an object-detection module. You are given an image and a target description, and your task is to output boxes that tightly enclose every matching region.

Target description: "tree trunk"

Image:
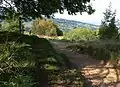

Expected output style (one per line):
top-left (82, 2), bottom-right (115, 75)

top-left (19, 16), bottom-right (22, 34)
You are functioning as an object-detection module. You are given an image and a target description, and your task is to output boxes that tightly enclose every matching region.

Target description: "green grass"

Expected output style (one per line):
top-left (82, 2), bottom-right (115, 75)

top-left (67, 40), bottom-right (120, 64)
top-left (64, 28), bottom-right (99, 41)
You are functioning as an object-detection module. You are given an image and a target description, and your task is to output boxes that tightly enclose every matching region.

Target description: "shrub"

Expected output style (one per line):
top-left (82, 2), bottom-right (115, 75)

top-left (0, 40), bottom-right (36, 87)
top-left (31, 18), bottom-right (63, 36)
top-left (0, 41), bottom-right (34, 68)
top-left (0, 74), bottom-right (35, 87)
top-left (1, 19), bottom-right (19, 32)
top-left (64, 28), bottom-right (99, 41)
top-left (67, 40), bottom-right (120, 63)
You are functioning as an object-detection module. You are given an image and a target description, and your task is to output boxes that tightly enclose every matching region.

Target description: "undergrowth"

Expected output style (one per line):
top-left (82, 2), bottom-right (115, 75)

top-left (0, 31), bottom-right (74, 87)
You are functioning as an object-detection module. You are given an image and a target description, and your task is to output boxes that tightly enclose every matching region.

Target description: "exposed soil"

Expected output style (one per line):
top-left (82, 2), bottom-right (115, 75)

top-left (50, 40), bottom-right (120, 87)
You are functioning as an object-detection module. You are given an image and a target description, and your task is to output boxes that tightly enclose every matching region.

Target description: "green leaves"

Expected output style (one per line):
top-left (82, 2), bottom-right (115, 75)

top-left (0, 74), bottom-right (35, 87)
top-left (31, 18), bottom-right (63, 36)
top-left (1, 19), bottom-right (19, 32)
top-left (64, 28), bottom-right (99, 41)
top-left (99, 3), bottom-right (119, 39)
top-left (0, 0), bottom-right (94, 19)
top-left (67, 39), bottom-right (120, 61)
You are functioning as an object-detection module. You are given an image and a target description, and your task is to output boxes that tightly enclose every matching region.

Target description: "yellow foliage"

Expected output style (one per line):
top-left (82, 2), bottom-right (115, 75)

top-left (31, 18), bottom-right (63, 36)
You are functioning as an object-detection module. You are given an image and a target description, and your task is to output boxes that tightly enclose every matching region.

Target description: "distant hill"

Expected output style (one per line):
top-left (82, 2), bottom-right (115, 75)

top-left (52, 18), bottom-right (99, 32)
top-left (24, 18), bottom-right (99, 32)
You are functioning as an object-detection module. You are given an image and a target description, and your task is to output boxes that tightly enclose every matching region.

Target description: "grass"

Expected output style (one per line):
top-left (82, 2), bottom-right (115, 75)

top-left (64, 28), bottom-right (99, 41)
top-left (67, 39), bottom-right (120, 64)
top-left (0, 31), bottom-right (85, 87)
top-left (0, 31), bottom-right (66, 68)
top-left (63, 28), bottom-right (120, 65)
top-left (0, 31), bottom-right (70, 87)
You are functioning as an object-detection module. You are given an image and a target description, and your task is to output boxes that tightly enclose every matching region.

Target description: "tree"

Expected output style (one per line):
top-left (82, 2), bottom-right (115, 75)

top-left (1, 18), bottom-right (19, 32)
top-left (99, 3), bottom-right (118, 39)
top-left (0, 0), bottom-right (95, 16)
top-left (31, 18), bottom-right (63, 36)
top-left (0, 8), bottom-right (21, 32)
top-left (0, 0), bottom-right (95, 33)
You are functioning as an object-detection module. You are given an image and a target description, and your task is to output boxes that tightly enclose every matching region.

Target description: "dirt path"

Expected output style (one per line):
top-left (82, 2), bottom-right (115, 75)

top-left (50, 40), bottom-right (120, 87)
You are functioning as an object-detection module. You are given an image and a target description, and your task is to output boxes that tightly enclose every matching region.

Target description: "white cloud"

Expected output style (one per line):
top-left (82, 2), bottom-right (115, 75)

top-left (54, 0), bottom-right (120, 25)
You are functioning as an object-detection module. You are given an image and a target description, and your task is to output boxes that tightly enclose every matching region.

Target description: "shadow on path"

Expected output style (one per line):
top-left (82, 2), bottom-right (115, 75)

top-left (50, 39), bottom-right (120, 87)
top-left (50, 39), bottom-right (94, 87)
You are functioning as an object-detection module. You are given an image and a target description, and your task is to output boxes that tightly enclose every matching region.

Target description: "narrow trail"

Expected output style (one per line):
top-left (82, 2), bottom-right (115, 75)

top-left (50, 40), bottom-right (120, 87)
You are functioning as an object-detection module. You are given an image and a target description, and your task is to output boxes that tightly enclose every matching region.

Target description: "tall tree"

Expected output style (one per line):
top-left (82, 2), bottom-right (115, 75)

top-left (0, 0), bottom-right (95, 33)
top-left (0, 0), bottom-right (95, 16)
top-left (99, 3), bottom-right (118, 39)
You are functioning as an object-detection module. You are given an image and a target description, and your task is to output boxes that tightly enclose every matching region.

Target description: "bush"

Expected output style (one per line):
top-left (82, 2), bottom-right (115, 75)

top-left (1, 20), bottom-right (19, 32)
top-left (0, 74), bottom-right (35, 87)
top-left (31, 18), bottom-right (63, 36)
top-left (0, 41), bottom-right (35, 87)
top-left (67, 40), bottom-right (120, 63)
top-left (64, 28), bottom-right (99, 41)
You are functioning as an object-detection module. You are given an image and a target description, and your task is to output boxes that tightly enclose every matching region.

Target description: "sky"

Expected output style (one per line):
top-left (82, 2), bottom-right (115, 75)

top-left (54, 0), bottom-right (120, 25)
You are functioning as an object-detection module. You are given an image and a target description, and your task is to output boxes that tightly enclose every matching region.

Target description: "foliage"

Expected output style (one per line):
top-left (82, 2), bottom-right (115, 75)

top-left (99, 3), bottom-right (119, 39)
top-left (0, 31), bottom-right (67, 70)
top-left (1, 19), bottom-right (19, 32)
top-left (0, 23), bottom-right (1, 29)
top-left (0, 41), bottom-right (34, 68)
top-left (0, 31), bottom-right (72, 86)
top-left (64, 28), bottom-right (99, 41)
top-left (67, 40), bottom-right (120, 64)
top-left (0, 8), bottom-right (25, 33)
top-left (0, 41), bottom-right (35, 87)
top-left (0, 74), bottom-right (35, 87)
top-left (31, 18), bottom-right (63, 36)
top-left (0, 0), bottom-right (94, 34)
top-left (0, 0), bottom-right (94, 20)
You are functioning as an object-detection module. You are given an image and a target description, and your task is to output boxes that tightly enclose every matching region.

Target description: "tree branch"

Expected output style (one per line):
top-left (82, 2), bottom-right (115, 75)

top-left (3, 0), bottom-right (13, 7)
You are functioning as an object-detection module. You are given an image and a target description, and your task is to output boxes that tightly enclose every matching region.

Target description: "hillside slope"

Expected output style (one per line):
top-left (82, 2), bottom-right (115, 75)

top-left (52, 18), bottom-right (99, 31)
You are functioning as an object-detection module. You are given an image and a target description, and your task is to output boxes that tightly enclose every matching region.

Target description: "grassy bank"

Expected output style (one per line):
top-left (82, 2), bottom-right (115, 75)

top-left (0, 31), bottom-right (84, 87)
top-left (67, 40), bottom-right (120, 66)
